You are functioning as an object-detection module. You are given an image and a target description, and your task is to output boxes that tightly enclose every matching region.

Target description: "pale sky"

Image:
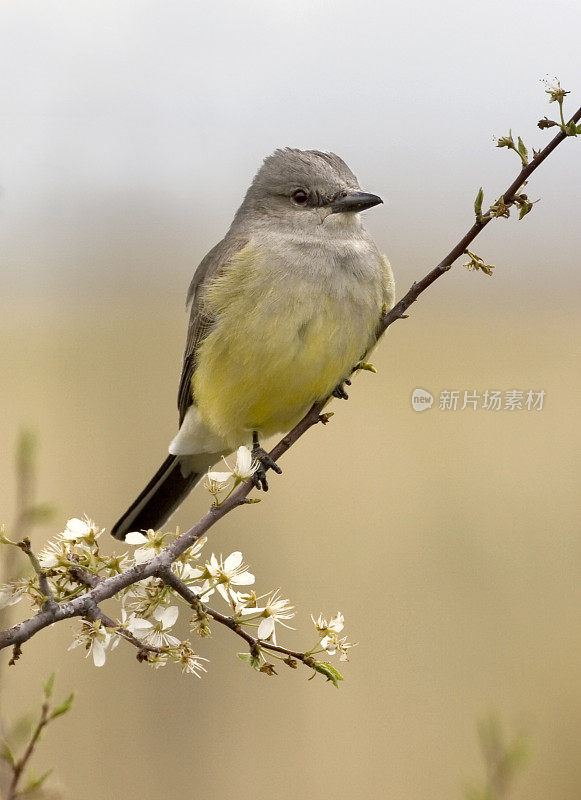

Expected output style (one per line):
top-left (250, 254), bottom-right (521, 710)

top-left (0, 0), bottom-right (579, 302)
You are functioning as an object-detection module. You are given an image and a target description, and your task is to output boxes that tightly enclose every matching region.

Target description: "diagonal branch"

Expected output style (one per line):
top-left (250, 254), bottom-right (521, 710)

top-left (85, 606), bottom-right (165, 657)
top-left (158, 568), bottom-right (308, 665)
top-left (1, 104), bottom-right (579, 656)
top-left (68, 566), bottom-right (165, 656)
top-left (377, 103), bottom-right (581, 334)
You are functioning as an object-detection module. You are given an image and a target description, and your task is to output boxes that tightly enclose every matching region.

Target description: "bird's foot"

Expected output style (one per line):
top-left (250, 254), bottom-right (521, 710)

top-left (251, 433), bottom-right (282, 491)
top-left (332, 377), bottom-right (351, 400)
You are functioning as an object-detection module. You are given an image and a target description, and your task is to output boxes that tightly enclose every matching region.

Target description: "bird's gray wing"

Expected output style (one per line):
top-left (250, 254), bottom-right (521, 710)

top-left (177, 233), bottom-right (249, 424)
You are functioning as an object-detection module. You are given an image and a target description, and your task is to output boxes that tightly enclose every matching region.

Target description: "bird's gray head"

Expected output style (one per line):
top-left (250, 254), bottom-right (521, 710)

top-left (234, 148), bottom-right (382, 230)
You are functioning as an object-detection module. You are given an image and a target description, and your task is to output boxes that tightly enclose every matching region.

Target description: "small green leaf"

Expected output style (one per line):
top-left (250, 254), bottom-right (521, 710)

top-left (357, 362), bottom-right (377, 373)
top-left (474, 187), bottom-right (484, 220)
top-left (503, 737), bottom-right (528, 771)
top-left (312, 661), bottom-right (344, 687)
top-left (16, 430), bottom-right (37, 471)
top-left (43, 673), bottom-right (56, 700)
top-left (23, 768), bottom-right (53, 794)
top-left (10, 714), bottom-right (34, 745)
top-left (0, 742), bottom-right (15, 765)
top-left (25, 503), bottom-right (56, 525)
top-left (566, 121), bottom-right (578, 136)
top-left (237, 652), bottom-right (261, 670)
top-left (0, 527), bottom-right (15, 545)
top-left (50, 692), bottom-right (75, 719)
top-left (517, 137), bottom-right (529, 165)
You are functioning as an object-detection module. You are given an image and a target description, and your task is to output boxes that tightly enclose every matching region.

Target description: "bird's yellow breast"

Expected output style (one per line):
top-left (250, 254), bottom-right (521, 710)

top-left (192, 244), bottom-right (383, 447)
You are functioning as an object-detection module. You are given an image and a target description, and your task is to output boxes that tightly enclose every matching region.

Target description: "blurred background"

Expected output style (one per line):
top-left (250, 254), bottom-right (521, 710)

top-left (0, 1), bottom-right (580, 798)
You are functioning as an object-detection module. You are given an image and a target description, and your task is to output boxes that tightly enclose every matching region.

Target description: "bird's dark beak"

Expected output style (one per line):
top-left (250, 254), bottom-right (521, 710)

top-left (330, 191), bottom-right (383, 214)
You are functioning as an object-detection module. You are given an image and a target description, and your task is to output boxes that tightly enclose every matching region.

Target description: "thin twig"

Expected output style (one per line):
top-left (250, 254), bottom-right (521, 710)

top-left (377, 104), bottom-right (581, 334)
top-left (85, 605), bottom-right (165, 657)
top-left (68, 566), bottom-right (165, 656)
top-left (0, 433), bottom-right (38, 792)
top-left (6, 700), bottom-right (50, 800)
top-left (158, 568), bottom-right (309, 664)
top-left (0, 105), bottom-right (579, 656)
top-left (68, 565), bottom-right (101, 589)
top-left (16, 539), bottom-right (57, 611)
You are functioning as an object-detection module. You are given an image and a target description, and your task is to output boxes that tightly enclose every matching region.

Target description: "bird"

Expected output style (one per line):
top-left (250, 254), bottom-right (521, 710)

top-left (111, 148), bottom-right (394, 540)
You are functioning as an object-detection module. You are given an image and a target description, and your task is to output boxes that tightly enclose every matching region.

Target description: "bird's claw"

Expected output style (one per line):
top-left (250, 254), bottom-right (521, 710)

top-left (332, 377), bottom-right (351, 400)
top-left (251, 443), bottom-right (282, 491)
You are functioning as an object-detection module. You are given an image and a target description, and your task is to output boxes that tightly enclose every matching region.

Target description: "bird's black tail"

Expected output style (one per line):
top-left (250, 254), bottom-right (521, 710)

top-left (111, 455), bottom-right (203, 540)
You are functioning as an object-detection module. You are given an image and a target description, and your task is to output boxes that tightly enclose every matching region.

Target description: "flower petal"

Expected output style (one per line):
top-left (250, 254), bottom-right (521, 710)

top-left (62, 517), bottom-right (91, 540)
top-left (133, 547), bottom-right (154, 565)
top-left (192, 582), bottom-right (214, 599)
top-left (92, 640), bottom-right (107, 667)
top-left (216, 584), bottom-right (231, 602)
top-left (234, 446), bottom-right (256, 478)
top-left (207, 471), bottom-right (233, 483)
top-left (224, 551), bottom-right (243, 571)
top-left (329, 613), bottom-right (344, 632)
top-left (238, 605), bottom-right (265, 616)
top-left (233, 570), bottom-right (255, 586)
top-left (157, 605), bottom-right (179, 628)
top-left (39, 553), bottom-right (59, 569)
top-left (258, 617), bottom-right (275, 639)
top-left (125, 531), bottom-right (148, 545)
top-left (126, 616), bottom-right (153, 636)
top-left (208, 554), bottom-right (219, 570)
top-left (181, 564), bottom-right (204, 579)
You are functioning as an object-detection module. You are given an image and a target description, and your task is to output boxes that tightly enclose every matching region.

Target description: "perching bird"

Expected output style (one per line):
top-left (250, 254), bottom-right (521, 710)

top-left (111, 148), bottom-right (394, 540)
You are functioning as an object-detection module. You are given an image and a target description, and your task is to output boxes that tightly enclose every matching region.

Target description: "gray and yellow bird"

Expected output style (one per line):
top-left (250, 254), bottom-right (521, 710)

top-left (111, 148), bottom-right (394, 540)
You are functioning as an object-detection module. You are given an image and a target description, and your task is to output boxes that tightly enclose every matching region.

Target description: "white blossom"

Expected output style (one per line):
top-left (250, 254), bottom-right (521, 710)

top-left (171, 642), bottom-right (209, 677)
top-left (124, 530), bottom-right (166, 564)
top-left (38, 538), bottom-right (68, 569)
top-left (207, 446), bottom-right (258, 484)
top-left (123, 610), bottom-right (155, 640)
top-left (205, 470), bottom-right (232, 486)
top-left (232, 446), bottom-right (258, 480)
top-left (311, 612), bottom-right (344, 635)
top-left (312, 612), bottom-right (354, 661)
top-left (204, 552), bottom-right (255, 603)
top-left (237, 590), bottom-right (295, 642)
top-left (60, 516), bottom-right (97, 542)
top-left (0, 584), bottom-right (23, 610)
top-left (139, 606), bottom-right (181, 648)
top-left (320, 634), bottom-right (356, 662)
top-left (68, 620), bottom-right (112, 667)
top-left (190, 579), bottom-right (216, 601)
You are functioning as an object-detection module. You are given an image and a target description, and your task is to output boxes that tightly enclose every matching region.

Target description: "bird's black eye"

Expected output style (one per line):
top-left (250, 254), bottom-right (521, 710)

top-left (291, 189), bottom-right (309, 205)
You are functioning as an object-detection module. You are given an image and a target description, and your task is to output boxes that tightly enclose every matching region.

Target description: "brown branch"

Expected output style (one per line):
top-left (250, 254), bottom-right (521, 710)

top-left (69, 566), bottom-right (165, 657)
top-left (0, 102), bottom-right (579, 658)
top-left (16, 539), bottom-right (57, 612)
top-left (85, 606), bottom-right (165, 657)
top-left (68, 565), bottom-right (101, 589)
top-left (6, 700), bottom-right (50, 800)
top-left (377, 104), bottom-right (581, 334)
top-left (158, 568), bottom-right (309, 665)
